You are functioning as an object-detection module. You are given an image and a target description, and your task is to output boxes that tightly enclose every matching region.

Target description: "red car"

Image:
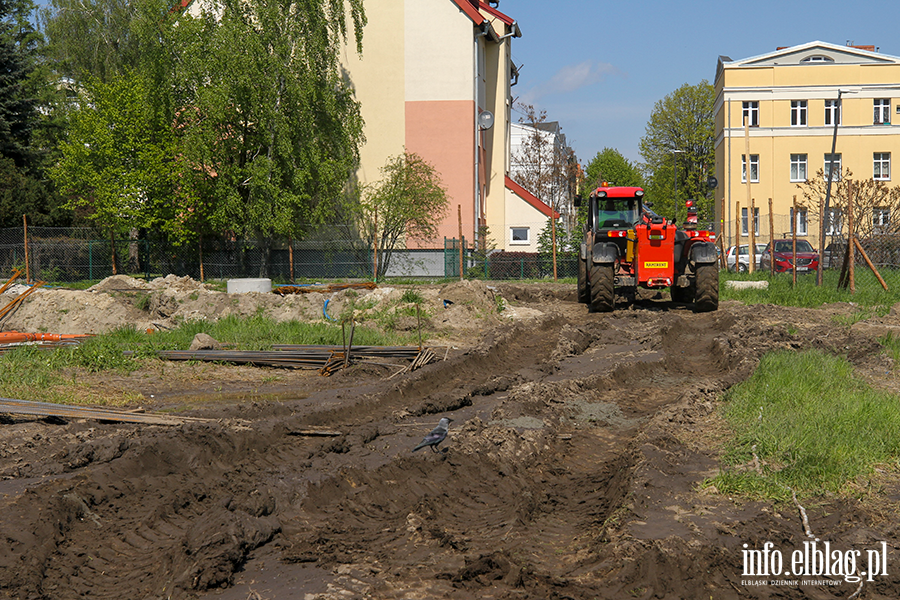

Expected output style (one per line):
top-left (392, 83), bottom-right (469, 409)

top-left (759, 239), bottom-right (820, 273)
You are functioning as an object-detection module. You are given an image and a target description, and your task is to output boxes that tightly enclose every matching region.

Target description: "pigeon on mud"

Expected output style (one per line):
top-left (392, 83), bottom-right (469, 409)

top-left (412, 417), bottom-right (453, 452)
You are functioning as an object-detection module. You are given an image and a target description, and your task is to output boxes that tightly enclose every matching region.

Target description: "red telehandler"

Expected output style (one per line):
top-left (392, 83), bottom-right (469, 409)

top-left (576, 184), bottom-right (718, 312)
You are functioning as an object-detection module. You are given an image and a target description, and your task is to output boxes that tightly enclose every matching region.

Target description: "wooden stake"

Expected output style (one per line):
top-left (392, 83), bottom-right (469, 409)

top-left (848, 184), bottom-right (855, 294)
top-left (551, 210), bottom-right (558, 281)
top-left (791, 197), bottom-right (798, 286)
top-left (768, 198), bottom-right (774, 276)
top-left (22, 214), bottom-right (30, 284)
top-left (199, 237), bottom-right (205, 282)
top-left (288, 236), bottom-right (294, 284)
top-left (457, 204), bottom-right (464, 281)
top-left (854, 238), bottom-right (889, 290)
top-left (109, 228), bottom-right (118, 276)
top-left (373, 206), bottom-right (379, 282)
top-left (734, 201), bottom-right (741, 272)
top-left (748, 197), bottom-right (756, 273)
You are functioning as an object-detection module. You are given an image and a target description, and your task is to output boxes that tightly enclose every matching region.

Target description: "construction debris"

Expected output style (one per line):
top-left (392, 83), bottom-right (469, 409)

top-left (273, 282), bottom-right (377, 295)
top-left (0, 397), bottom-right (211, 426)
top-left (0, 280), bottom-right (46, 324)
top-left (150, 344), bottom-right (428, 376)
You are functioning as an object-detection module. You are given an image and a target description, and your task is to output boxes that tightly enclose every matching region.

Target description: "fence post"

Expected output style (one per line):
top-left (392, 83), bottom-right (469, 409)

top-left (457, 205), bottom-right (463, 281)
top-left (792, 197), bottom-right (797, 287)
top-left (768, 198), bottom-right (774, 277)
top-left (749, 197), bottom-right (756, 273)
top-left (23, 214), bottom-right (30, 284)
top-left (848, 181), bottom-right (855, 294)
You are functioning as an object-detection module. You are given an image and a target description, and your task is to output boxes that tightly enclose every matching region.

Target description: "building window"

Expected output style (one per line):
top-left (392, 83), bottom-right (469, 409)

top-left (791, 100), bottom-right (807, 126)
top-left (874, 152), bottom-right (891, 180)
top-left (826, 209), bottom-right (842, 236)
top-left (741, 154), bottom-right (759, 183)
top-left (510, 227), bottom-right (529, 244)
top-left (790, 153), bottom-right (807, 182)
top-left (742, 101), bottom-right (759, 127)
top-left (824, 153), bottom-right (841, 181)
top-left (874, 99), bottom-right (891, 125)
top-left (790, 207), bottom-right (808, 236)
top-left (741, 207), bottom-right (760, 236)
top-left (874, 207), bottom-right (891, 234)
top-left (801, 55), bottom-right (834, 63)
top-left (825, 100), bottom-right (841, 126)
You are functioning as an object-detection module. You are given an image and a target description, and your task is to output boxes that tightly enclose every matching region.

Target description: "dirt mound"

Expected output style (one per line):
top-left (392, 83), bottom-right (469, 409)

top-left (2, 288), bottom-right (899, 599)
top-left (88, 274), bottom-right (151, 293)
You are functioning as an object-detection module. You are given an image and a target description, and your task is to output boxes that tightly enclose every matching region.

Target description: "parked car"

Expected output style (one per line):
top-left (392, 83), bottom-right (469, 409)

top-left (725, 243), bottom-right (767, 272)
top-left (759, 239), bottom-right (820, 273)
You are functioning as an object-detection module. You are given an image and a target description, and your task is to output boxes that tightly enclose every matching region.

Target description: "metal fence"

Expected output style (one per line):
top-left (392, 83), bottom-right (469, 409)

top-left (0, 226), bottom-right (578, 283)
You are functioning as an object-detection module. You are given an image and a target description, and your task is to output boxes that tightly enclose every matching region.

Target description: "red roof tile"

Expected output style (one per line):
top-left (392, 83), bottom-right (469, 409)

top-left (450, 0), bottom-right (485, 24)
top-left (479, 2), bottom-right (515, 26)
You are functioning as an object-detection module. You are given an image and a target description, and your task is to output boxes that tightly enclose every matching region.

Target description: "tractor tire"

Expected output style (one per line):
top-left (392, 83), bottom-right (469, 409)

top-left (589, 263), bottom-right (615, 313)
top-left (694, 263), bottom-right (719, 312)
top-left (577, 258), bottom-right (588, 304)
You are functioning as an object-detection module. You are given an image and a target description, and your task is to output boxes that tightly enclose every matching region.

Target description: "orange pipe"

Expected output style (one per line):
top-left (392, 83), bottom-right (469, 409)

top-left (0, 332), bottom-right (93, 343)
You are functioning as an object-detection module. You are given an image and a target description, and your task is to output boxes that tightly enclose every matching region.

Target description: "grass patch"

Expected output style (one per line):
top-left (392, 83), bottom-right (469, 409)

top-left (721, 268), bottom-right (900, 309)
top-left (710, 349), bottom-right (900, 500)
top-left (0, 314), bottom-right (413, 405)
top-left (879, 333), bottom-right (900, 367)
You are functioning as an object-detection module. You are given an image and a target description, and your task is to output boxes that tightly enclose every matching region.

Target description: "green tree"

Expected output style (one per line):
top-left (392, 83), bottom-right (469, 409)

top-left (50, 73), bottom-right (177, 244)
top-left (167, 0), bottom-right (366, 267)
top-left (361, 151), bottom-right (448, 278)
top-left (537, 216), bottom-right (576, 277)
top-left (582, 148), bottom-right (643, 192)
top-left (1, 0), bottom-right (39, 167)
top-left (0, 0), bottom-right (72, 226)
top-left (639, 80), bottom-right (715, 223)
top-left (38, 0), bottom-right (145, 83)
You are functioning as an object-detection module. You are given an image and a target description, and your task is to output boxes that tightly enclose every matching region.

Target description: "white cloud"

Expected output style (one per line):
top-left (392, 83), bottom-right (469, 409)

top-left (519, 60), bottom-right (622, 104)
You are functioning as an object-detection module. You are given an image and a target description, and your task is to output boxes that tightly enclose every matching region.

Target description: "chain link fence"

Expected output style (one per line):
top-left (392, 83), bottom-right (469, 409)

top-left (723, 209), bottom-right (900, 297)
top-left (0, 224), bottom-right (578, 284)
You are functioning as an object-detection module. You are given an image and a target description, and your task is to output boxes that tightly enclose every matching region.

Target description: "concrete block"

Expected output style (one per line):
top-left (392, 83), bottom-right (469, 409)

top-left (725, 280), bottom-right (769, 290)
top-left (227, 278), bottom-right (272, 294)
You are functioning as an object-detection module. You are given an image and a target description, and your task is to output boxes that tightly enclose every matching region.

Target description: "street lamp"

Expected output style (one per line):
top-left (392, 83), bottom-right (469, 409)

top-left (817, 89), bottom-right (854, 286)
top-left (672, 149), bottom-right (685, 222)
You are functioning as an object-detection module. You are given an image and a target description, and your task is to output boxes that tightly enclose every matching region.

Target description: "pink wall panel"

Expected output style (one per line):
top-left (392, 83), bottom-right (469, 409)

top-left (405, 100), bottom-right (475, 248)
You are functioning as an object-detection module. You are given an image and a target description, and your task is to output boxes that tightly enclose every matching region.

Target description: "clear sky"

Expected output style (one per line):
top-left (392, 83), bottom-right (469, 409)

top-left (503, 0), bottom-right (900, 167)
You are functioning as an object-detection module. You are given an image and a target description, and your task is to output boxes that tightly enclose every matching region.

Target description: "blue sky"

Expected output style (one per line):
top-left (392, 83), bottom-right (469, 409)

top-left (504, 0), bottom-right (900, 167)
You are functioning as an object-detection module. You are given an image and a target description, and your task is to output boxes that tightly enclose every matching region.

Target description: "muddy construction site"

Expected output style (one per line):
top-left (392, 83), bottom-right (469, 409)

top-left (2, 278), bottom-right (900, 599)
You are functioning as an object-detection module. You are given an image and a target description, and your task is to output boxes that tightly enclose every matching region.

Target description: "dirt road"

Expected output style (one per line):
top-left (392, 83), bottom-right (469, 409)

top-left (2, 284), bottom-right (899, 599)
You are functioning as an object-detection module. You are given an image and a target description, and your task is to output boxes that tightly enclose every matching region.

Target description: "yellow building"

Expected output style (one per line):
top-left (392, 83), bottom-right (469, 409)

top-left (714, 41), bottom-right (900, 250)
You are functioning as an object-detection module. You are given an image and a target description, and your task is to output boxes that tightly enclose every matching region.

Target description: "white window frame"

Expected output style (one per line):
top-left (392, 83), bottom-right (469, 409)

top-left (874, 99), bottom-right (891, 125)
top-left (790, 207), bottom-right (808, 236)
top-left (510, 226), bottom-right (530, 244)
top-left (824, 153), bottom-right (842, 182)
top-left (825, 208), bottom-right (842, 236)
top-left (741, 207), bottom-right (760, 236)
top-left (874, 152), bottom-right (891, 181)
top-left (874, 207), bottom-right (891, 234)
top-left (790, 153), bottom-right (807, 182)
top-left (825, 100), bottom-right (841, 126)
top-left (790, 100), bottom-right (807, 126)
top-left (741, 154), bottom-right (759, 183)
top-left (742, 101), bottom-right (759, 127)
